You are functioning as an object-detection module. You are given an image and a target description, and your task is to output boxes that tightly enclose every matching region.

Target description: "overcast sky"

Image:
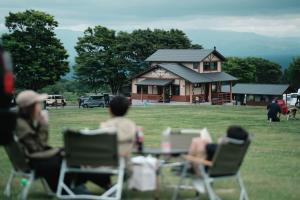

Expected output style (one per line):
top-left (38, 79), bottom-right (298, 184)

top-left (1, 0), bottom-right (300, 37)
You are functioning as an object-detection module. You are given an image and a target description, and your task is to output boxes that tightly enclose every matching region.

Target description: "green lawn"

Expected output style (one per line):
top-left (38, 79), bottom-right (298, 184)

top-left (1, 105), bottom-right (300, 199)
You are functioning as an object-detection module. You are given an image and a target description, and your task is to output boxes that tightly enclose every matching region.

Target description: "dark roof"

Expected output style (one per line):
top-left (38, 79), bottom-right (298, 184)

top-left (145, 49), bottom-right (225, 62)
top-left (222, 83), bottom-right (291, 95)
top-left (136, 79), bottom-right (173, 86)
top-left (202, 72), bottom-right (238, 82)
top-left (159, 63), bottom-right (211, 83)
top-left (158, 63), bottom-right (237, 83)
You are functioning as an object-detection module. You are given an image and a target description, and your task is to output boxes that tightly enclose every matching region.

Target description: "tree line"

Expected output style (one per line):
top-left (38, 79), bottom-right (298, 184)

top-left (1, 10), bottom-right (300, 94)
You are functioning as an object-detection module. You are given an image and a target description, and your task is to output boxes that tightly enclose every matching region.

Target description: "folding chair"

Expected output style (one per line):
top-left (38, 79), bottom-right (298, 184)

top-left (160, 129), bottom-right (200, 189)
top-left (3, 136), bottom-right (53, 200)
top-left (56, 128), bottom-right (125, 200)
top-left (173, 136), bottom-right (251, 200)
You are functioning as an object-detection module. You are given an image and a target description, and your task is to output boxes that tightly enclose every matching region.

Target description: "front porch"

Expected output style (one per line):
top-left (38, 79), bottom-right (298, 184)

top-left (131, 79), bottom-right (233, 105)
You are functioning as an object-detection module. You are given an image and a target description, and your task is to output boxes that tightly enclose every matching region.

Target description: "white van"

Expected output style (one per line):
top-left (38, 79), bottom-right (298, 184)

top-left (284, 89), bottom-right (300, 106)
top-left (46, 95), bottom-right (66, 106)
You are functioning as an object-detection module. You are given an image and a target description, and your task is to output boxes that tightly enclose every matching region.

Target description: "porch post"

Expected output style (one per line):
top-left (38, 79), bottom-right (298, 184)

top-left (230, 81), bottom-right (233, 102)
top-left (141, 86), bottom-right (143, 102)
top-left (189, 83), bottom-right (193, 103)
top-left (163, 87), bottom-right (165, 103)
top-left (208, 83), bottom-right (212, 102)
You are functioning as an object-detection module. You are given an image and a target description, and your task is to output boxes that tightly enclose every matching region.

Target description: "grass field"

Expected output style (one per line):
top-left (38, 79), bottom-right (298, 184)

top-left (1, 105), bottom-right (300, 199)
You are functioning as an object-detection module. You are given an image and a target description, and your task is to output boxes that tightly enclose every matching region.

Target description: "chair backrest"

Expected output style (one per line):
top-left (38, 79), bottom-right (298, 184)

top-left (208, 137), bottom-right (251, 177)
top-left (4, 136), bottom-right (31, 172)
top-left (170, 129), bottom-right (200, 150)
top-left (63, 128), bottom-right (119, 167)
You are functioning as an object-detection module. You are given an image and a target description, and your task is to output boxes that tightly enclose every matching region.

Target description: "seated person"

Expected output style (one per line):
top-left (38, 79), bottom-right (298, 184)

top-left (267, 100), bottom-right (281, 122)
top-left (188, 126), bottom-right (249, 170)
top-left (100, 95), bottom-right (136, 158)
top-left (15, 90), bottom-right (62, 192)
top-left (205, 126), bottom-right (249, 162)
top-left (15, 90), bottom-right (111, 193)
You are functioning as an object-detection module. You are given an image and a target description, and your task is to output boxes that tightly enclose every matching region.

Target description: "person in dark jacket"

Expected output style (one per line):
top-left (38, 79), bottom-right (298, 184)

top-left (15, 90), bottom-right (113, 193)
top-left (267, 100), bottom-right (281, 122)
top-left (15, 90), bottom-right (63, 192)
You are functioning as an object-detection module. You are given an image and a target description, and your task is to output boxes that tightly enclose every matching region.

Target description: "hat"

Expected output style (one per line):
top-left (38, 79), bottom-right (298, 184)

top-left (16, 90), bottom-right (48, 108)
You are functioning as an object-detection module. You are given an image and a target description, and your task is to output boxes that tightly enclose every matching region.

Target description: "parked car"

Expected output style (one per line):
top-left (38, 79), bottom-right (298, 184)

top-left (283, 92), bottom-right (299, 107)
top-left (46, 95), bottom-right (66, 106)
top-left (0, 44), bottom-right (16, 145)
top-left (82, 95), bottom-right (105, 108)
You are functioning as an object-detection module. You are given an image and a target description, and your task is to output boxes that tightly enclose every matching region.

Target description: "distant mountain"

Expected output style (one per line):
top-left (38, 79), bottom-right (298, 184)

top-left (185, 29), bottom-right (300, 68)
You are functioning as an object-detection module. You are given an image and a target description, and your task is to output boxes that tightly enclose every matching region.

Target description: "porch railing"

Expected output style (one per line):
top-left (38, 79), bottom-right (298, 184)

top-left (211, 92), bottom-right (231, 105)
top-left (131, 93), bottom-right (161, 101)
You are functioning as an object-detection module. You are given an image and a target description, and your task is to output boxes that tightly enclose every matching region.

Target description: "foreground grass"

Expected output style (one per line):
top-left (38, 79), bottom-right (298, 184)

top-left (0, 105), bottom-right (300, 199)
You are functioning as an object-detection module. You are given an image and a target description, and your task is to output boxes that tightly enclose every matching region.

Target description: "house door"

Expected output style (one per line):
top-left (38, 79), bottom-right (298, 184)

top-left (157, 86), bottom-right (163, 95)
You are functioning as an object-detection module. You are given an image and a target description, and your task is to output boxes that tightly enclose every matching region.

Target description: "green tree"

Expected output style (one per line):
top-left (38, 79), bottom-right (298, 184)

top-left (1, 10), bottom-right (69, 90)
top-left (75, 26), bottom-right (129, 94)
top-left (246, 57), bottom-right (282, 83)
top-left (222, 57), bottom-right (256, 82)
top-left (118, 28), bottom-right (202, 76)
top-left (286, 57), bottom-right (300, 88)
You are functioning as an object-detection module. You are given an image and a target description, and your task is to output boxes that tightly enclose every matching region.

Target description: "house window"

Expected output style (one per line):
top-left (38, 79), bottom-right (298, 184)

top-left (193, 62), bottom-right (199, 70)
top-left (137, 85), bottom-right (148, 94)
top-left (204, 62), bottom-right (218, 71)
top-left (171, 85), bottom-right (180, 96)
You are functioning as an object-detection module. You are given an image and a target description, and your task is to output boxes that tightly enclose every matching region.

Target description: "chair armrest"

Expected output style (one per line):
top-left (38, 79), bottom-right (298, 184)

top-left (183, 155), bottom-right (213, 167)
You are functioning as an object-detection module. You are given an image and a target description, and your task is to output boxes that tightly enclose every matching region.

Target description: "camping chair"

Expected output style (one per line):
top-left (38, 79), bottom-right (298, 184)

top-left (3, 136), bottom-right (53, 200)
top-left (172, 136), bottom-right (251, 200)
top-left (56, 128), bottom-right (125, 200)
top-left (160, 129), bottom-right (200, 189)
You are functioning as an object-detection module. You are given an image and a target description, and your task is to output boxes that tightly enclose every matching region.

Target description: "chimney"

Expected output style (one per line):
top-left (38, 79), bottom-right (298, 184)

top-left (214, 46), bottom-right (216, 50)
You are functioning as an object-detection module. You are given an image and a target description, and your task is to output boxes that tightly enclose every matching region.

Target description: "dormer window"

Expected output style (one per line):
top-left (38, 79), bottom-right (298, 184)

top-left (193, 62), bottom-right (199, 70)
top-left (204, 62), bottom-right (218, 71)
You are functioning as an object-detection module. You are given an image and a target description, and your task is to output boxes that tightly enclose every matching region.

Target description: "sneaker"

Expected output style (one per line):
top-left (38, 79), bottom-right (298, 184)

top-left (193, 178), bottom-right (205, 194)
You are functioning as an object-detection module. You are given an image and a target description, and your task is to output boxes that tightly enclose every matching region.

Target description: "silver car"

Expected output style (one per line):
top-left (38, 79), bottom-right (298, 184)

top-left (82, 95), bottom-right (105, 108)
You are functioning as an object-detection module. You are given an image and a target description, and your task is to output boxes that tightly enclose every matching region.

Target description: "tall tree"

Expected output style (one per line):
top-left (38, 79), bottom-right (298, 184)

top-left (75, 26), bottom-right (129, 94)
top-left (246, 57), bottom-right (282, 83)
top-left (1, 10), bottom-right (69, 90)
top-left (222, 57), bottom-right (256, 82)
top-left (286, 57), bottom-right (300, 89)
top-left (118, 28), bottom-right (202, 76)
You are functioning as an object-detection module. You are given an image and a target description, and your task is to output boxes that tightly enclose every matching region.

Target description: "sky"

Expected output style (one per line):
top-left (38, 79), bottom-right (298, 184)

top-left (1, 0), bottom-right (300, 70)
top-left (1, 0), bottom-right (300, 37)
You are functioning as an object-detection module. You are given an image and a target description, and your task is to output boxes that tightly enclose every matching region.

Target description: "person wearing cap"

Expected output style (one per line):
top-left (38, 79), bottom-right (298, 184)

top-left (15, 91), bottom-right (124, 194)
top-left (15, 90), bottom-right (62, 192)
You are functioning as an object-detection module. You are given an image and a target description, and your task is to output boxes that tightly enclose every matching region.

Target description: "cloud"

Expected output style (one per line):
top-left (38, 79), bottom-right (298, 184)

top-left (1, 0), bottom-right (300, 37)
top-left (57, 14), bottom-right (300, 38)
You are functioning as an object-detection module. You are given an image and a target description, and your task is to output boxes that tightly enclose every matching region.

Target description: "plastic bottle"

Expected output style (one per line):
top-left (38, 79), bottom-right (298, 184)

top-left (136, 127), bottom-right (144, 152)
top-left (161, 127), bottom-right (171, 153)
top-left (20, 178), bottom-right (28, 187)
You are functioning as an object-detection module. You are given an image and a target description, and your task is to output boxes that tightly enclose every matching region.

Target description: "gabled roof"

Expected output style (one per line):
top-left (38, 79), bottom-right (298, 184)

top-left (145, 49), bottom-right (226, 62)
top-left (159, 63), bottom-right (211, 83)
top-left (136, 79), bottom-right (173, 86)
top-left (222, 83), bottom-right (291, 95)
top-left (132, 63), bottom-right (237, 83)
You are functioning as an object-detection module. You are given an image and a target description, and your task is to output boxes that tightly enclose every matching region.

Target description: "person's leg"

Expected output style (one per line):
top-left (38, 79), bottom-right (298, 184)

top-left (272, 116), bottom-right (280, 122)
top-left (205, 144), bottom-right (218, 161)
top-left (30, 154), bottom-right (62, 192)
